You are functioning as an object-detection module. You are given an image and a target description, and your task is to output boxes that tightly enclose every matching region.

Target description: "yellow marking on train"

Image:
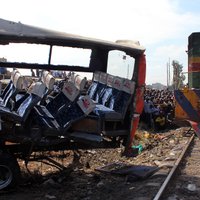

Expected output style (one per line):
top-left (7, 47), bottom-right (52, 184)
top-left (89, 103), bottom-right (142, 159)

top-left (189, 57), bottom-right (200, 63)
top-left (175, 88), bottom-right (200, 120)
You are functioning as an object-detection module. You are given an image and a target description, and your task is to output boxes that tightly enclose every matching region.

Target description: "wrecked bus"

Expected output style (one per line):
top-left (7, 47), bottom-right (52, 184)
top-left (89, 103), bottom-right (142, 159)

top-left (0, 18), bottom-right (146, 190)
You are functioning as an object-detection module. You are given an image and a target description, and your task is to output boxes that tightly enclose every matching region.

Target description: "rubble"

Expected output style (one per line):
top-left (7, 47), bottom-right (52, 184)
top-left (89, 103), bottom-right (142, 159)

top-left (1, 126), bottom-right (193, 200)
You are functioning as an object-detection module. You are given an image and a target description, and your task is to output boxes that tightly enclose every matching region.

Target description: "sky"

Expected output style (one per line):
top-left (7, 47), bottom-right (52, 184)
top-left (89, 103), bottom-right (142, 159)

top-left (1, 0), bottom-right (200, 85)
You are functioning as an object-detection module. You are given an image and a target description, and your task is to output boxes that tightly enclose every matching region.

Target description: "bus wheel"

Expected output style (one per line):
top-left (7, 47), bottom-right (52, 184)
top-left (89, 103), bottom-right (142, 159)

top-left (0, 153), bottom-right (21, 190)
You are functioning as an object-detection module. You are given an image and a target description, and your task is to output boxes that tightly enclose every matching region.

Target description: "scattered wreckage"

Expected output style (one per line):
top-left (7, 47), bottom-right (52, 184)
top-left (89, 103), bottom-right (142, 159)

top-left (0, 18), bottom-right (146, 190)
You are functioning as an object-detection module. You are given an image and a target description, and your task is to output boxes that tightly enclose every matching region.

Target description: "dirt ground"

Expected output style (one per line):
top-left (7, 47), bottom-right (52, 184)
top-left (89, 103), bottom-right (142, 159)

top-left (0, 126), bottom-right (194, 200)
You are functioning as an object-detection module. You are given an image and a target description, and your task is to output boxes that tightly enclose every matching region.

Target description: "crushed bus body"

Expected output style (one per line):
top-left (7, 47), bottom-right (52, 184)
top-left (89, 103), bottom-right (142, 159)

top-left (0, 18), bottom-right (146, 190)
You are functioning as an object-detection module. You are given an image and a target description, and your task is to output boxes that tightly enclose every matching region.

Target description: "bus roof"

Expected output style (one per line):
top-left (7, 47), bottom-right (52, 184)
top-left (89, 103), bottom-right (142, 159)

top-left (0, 18), bottom-right (145, 54)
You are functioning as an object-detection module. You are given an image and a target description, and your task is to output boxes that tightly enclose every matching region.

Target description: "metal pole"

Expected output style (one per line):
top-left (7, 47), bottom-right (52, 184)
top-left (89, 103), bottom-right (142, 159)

top-left (168, 58), bottom-right (170, 86)
top-left (167, 62), bottom-right (169, 87)
top-left (48, 45), bottom-right (53, 65)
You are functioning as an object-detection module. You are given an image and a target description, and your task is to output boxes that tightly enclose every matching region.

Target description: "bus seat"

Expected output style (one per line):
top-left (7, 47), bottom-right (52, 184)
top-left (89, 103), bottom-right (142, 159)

top-left (92, 78), bottom-right (135, 121)
top-left (0, 69), bottom-right (19, 101)
top-left (97, 74), bottom-right (114, 105)
top-left (0, 82), bottom-right (46, 123)
top-left (87, 71), bottom-right (100, 99)
top-left (41, 70), bottom-right (49, 83)
top-left (74, 74), bottom-right (87, 92)
top-left (0, 71), bottom-right (24, 108)
top-left (36, 95), bottom-right (95, 135)
top-left (92, 72), bottom-right (107, 102)
top-left (110, 79), bottom-right (135, 118)
top-left (34, 81), bottom-right (80, 119)
top-left (98, 75), bottom-right (123, 106)
top-left (42, 71), bottom-right (55, 91)
top-left (67, 72), bottom-right (87, 92)
top-left (40, 70), bottom-right (55, 105)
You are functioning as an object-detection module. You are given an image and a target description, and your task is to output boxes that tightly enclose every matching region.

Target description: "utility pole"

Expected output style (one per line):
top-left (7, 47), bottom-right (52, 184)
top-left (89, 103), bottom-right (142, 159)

top-left (167, 62), bottom-right (169, 87)
top-left (168, 58), bottom-right (170, 86)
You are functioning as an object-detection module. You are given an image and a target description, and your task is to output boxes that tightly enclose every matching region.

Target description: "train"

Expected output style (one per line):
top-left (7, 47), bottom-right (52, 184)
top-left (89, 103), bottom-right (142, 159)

top-left (175, 32), bottom-right (200, 136)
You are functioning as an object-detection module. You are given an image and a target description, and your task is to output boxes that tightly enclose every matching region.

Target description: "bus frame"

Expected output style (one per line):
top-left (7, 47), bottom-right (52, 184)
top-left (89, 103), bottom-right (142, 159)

top-left (0, 18), bottom-right (146, 190)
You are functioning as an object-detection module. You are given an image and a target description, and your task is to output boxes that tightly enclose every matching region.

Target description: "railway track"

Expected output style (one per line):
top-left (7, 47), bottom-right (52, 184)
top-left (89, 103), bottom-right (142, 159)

top-left (118, 127), bottom-right (197, 200)
top-left (161, 132), bottom-right (200, 200)
top-left (153, 131), bottom-right (195, 200)
top-left (137, 129), bottom-right (199, 200)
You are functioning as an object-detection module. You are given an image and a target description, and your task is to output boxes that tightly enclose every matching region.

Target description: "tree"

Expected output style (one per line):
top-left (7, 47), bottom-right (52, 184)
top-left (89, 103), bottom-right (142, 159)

top-left (172, 60), bottom-right (185, 89)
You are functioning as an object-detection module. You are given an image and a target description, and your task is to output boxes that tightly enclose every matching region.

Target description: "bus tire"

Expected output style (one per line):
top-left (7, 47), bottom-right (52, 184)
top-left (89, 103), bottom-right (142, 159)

top-left (0, 152), bottom-right (21, 190)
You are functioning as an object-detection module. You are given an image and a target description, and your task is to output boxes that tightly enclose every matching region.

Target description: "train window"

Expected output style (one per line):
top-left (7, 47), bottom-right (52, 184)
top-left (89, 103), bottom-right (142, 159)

top-left (107, 50), bottom-right (135, 79)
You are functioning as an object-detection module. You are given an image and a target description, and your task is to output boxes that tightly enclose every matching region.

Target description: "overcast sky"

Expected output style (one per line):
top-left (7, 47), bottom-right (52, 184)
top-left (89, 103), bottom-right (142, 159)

top-left (1, 0), bottom-right (200, 84)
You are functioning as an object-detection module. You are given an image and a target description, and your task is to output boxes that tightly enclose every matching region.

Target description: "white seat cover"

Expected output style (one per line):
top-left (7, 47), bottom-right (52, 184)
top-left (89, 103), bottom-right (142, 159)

top-left (74, 75), bottom-right (87, 91)
top-left (13, 72), bottom-right (24, 90)
top-left (122, 79), bottom-right (135, 94)
top-left (112, 76), bottom-right (123, 90)
top-left (28, 82), bottom-right (46, 98)
top-left (99, 72), bottom-right (107, 84)
top-left (62, 81), bottom-right (80, 102)
top-left (45, 73), bottom-right (55, 90)
top-left (77, 95), bottom-right (95, 115)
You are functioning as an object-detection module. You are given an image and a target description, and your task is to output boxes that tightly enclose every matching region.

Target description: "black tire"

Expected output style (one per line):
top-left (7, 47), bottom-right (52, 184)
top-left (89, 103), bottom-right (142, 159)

top-left (0, 152), bottom-right (21, 190)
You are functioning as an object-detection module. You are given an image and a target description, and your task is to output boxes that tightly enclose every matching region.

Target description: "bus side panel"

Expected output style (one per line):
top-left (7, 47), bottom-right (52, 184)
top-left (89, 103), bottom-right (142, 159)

top-left (125, 54), bottom-right (146, 155)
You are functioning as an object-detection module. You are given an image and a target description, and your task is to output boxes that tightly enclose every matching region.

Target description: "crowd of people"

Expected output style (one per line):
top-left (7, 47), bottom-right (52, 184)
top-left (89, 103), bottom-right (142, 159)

top-left (140, 88), bottom-right (175, 131)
